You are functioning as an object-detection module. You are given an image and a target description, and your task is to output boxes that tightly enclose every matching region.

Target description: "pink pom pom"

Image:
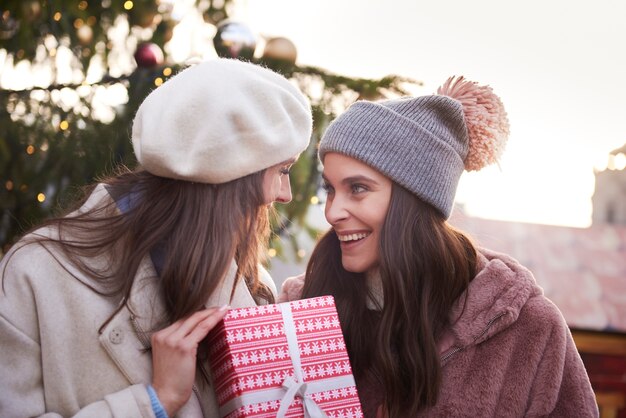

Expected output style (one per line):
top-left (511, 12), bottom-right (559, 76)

top-left (437, 76), bottom-right (510, 171)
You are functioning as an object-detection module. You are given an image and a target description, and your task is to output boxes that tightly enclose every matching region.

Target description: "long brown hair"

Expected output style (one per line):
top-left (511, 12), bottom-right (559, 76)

top-left (302, 183), bottom-right (477, 416)
top-left (8, 166), bottom-right (274, 323)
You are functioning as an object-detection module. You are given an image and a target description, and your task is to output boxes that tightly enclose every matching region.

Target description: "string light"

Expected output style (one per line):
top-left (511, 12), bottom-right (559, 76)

top-left (297, 249), bottom-right (306, 258)
top-left (59, 120), bottom-right (69, 130)
top-left (53, 12), bottom-right (62, 21)
top-left (123, 1), bottom-right (134, 10)
top-left (73, 18), bottom-right (84, 29)
top-left (268, 248), bottom-right (277, 258)
top-left (310, 196), bottom-right (319, 204)
top-left (26, 145), bottom-right (35, 155)
top-left (37, 193), bottom-right (46, 203)
top-left (154, 77), bottom-right (163, 86)
top-left (19, 184), bottom-right (28, 192)
top-left (78, 1), bottom-right (88, 11)
top-left (5, 181), bottom-right (13, 191)
top-left (163, 67), bottom-right (172, 76)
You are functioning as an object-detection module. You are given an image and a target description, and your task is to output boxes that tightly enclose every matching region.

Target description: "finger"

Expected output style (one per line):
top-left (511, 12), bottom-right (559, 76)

top-left (185, 306), bottom-right (229, 343)
top-left (153, 309), bottom-right (212, 341)
top-left (167, 307), bottom-right (221, 337)
top-left (153, 307), bottom-right (222, 343)
top-left (169, 306), bottom-right (228, 339)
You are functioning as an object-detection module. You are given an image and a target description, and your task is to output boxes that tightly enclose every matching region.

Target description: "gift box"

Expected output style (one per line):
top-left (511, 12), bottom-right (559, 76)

top-left (207, 296), bottom-right (364, 418)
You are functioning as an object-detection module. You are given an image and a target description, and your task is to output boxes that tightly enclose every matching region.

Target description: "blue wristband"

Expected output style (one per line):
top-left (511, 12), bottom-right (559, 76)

top-left (147, 385), bottom-right (169, 418)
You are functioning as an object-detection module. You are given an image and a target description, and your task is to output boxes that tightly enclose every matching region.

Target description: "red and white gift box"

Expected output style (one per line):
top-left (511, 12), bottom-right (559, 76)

top-left (207, 296), bottom-right (364, 418)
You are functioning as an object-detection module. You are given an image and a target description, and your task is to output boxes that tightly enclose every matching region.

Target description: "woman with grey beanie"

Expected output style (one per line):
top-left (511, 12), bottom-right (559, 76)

top-left (0, 59), bottom-right (312, 417)
top-left (279, 77), bottom-right (597, 417)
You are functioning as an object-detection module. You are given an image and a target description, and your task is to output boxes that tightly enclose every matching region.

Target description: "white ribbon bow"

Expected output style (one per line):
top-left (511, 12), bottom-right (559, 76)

top-left (276, 376), bottom-right (328, 418)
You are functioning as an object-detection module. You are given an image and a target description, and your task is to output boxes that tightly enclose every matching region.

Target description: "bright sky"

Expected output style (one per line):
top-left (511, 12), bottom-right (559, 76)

top-left (234, 0), bottom-right (626, 228)
top-left (4, 0), bottom-right (624, 228)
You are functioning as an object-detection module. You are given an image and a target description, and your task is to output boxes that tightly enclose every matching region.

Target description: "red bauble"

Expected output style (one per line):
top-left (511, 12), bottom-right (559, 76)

top-left (134, 43), bottom-right (164, 68)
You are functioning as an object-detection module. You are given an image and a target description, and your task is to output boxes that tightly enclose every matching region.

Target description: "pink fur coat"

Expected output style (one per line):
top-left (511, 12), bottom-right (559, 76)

top-left (279, 248), bottom-right (598, 417)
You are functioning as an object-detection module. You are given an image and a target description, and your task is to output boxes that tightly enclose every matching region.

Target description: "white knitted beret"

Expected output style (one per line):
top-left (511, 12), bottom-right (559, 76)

top-left (132, 59), bottom-right (312, 183)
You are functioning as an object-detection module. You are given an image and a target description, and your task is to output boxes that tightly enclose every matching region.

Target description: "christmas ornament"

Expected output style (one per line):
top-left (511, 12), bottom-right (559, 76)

top-left (262, 36), bottom-right (297, 64)
top-left (77, 25), bottom-right (93, 46)
top-left (213, 21), bottom-right (256, 60)
top-left (0, 13), bottom-right (19, 40)
top-left (134, 42), bottom-right (164, 68)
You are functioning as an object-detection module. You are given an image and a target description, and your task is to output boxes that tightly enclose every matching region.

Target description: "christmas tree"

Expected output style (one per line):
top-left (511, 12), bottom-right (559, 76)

top-left (0, 0), bottom-right (420, 257)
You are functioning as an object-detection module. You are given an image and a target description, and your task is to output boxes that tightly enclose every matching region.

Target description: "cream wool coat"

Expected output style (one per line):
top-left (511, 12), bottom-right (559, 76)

top-left (0, 185), bottom-right (277, 418)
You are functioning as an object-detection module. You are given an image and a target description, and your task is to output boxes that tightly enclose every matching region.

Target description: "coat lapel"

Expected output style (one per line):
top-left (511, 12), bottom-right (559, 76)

top-left (98, 256), bottom-right (164, 386)
top-left (98, 255), bottom-right (256, 417)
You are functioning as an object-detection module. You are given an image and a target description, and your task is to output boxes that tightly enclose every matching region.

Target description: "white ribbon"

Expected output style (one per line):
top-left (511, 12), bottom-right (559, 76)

top-left (218, 302), bottom-right (355, 417)
top-left (275, 301), bottom-right (326, 417)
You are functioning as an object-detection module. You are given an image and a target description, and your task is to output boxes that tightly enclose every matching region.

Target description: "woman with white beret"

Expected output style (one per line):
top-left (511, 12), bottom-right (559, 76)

top-left (0, 59), bottom-right (312, 418)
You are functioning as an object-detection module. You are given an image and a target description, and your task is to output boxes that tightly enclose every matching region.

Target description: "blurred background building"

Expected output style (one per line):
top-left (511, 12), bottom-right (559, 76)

top-left (594, 145), bottom-right (626, 225)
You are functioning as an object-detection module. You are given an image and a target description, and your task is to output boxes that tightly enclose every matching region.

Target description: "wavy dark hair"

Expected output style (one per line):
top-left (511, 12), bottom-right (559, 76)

top-left (301, 182), bottom-right (477, 416)
top-left (4, 167), bottom-right (275, 379)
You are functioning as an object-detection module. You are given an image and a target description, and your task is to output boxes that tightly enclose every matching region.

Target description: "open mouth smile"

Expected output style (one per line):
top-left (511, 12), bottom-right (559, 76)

top-left (336, 232), bottom-right (372, 251)
top-left (337, 232), bottom-right (371, 242)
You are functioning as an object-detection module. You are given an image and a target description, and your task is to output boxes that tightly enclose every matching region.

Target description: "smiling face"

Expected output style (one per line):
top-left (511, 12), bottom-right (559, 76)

top-left (263, 156), bottom-right (298, 205)
top-left (322, 152), bottom-right (392, 274)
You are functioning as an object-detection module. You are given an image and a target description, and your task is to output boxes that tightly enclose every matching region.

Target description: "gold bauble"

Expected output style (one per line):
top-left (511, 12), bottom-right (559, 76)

top-left (262, 37), bottom-right (297, 64)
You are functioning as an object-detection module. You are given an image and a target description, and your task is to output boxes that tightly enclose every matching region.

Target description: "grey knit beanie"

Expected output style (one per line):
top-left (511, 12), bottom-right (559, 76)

top-left (319, 77), bottom-right (509, 218)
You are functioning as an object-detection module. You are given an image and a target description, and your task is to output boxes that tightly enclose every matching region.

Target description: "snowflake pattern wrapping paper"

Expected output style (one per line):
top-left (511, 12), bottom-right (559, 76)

top-left (207, 296), bottom-right (364, 418)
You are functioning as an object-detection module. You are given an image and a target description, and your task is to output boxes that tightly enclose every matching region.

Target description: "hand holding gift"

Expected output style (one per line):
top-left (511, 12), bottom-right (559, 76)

top-left (152, 306), bottom-right (230, 416)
